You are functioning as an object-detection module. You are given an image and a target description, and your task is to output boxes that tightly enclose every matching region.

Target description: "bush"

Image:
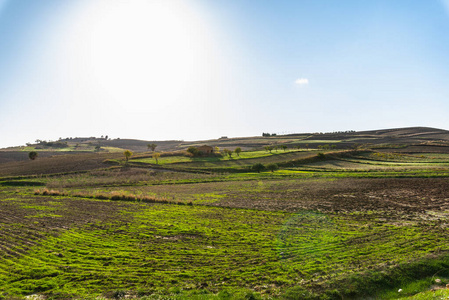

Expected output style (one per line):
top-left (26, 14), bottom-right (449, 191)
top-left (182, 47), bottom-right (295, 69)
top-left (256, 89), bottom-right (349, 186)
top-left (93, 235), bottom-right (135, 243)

top-left (28, 151), bottom-right (38, 160)
top-left (123, 150), bottom-right (133, 161)
top-left (266, 163), bottom-right (279, 172)
top-left (187, 146), bottom-right (199, 156)
top-left (251, 163), bottom-right (266, 173)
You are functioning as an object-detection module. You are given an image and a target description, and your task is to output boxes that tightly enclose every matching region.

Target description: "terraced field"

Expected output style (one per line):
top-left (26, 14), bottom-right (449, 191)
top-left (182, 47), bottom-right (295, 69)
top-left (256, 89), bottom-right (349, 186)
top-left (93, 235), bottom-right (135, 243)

top-left (1, 185), bottom-right (449, 299)
top-left (0, 153), bottom-right (122, 177)
top-left (2, 142), bottom-right (449, 299)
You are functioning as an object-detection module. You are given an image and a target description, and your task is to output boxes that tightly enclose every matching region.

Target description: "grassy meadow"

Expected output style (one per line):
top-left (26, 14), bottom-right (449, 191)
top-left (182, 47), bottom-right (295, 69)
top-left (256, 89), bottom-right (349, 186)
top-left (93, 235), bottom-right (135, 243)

top-left (2, 130), bottom-right (449, 299)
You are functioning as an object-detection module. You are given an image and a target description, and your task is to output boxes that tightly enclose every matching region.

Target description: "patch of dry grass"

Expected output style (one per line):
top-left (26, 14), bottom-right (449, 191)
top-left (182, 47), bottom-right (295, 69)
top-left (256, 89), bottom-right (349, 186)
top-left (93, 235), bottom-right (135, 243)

top-left (34, 188), bottom-right (193, 206)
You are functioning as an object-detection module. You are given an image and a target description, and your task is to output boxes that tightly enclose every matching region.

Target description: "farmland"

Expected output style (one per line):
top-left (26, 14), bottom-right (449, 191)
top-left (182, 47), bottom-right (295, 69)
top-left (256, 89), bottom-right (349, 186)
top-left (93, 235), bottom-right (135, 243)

top-left (1, 127), bottom-right (449, 299)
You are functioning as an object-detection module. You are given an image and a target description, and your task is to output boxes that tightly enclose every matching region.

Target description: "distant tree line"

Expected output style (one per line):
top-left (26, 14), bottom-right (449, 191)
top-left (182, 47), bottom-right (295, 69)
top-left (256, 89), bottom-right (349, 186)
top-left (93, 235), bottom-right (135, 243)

top-left (187, 146), bottom-right (242, 158)
top-left (314, 130), bottom-right (355, 135)
top-left (317, 144), bottom-right (337, 150)
top-left (263, 130), bottom-right (355, 137)
top-left (264, 144), bottom-right (289, 152)
top-left (34, 140), bottom-right (68, 148)
top-left (262, 133), bottom-right (277, 137)
top-left (31, 135), bottom-right (111, 146)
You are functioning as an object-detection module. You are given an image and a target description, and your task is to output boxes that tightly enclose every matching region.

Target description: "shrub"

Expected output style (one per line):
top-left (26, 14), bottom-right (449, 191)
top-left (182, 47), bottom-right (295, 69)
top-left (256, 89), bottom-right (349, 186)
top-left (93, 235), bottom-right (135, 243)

top-left (187, 147), bottom-right (199, 156)
top-left (123, 150), bottom-right (133, 161)
top-left (266, 163), bottom-right (279, 172)
top-left (28, 151), bottom-right (38, 160)
top-left (153, 152), bottom-right (161, 164)
top-left (251, 163), bottom-right (266, 173)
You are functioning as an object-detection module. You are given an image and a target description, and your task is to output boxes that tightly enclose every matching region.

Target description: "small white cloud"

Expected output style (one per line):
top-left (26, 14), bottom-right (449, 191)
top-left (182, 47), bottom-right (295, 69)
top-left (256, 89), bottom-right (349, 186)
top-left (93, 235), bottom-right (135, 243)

top-left (295, 78), bottom-right (309, 85)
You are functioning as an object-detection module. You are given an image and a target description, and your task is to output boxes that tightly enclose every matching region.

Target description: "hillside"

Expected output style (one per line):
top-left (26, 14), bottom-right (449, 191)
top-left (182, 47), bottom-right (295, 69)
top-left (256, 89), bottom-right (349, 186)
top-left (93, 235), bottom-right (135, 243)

top-left (2, 126), bottom-right (449, 160)
top-left (2, 126), bottom-right (449, 299)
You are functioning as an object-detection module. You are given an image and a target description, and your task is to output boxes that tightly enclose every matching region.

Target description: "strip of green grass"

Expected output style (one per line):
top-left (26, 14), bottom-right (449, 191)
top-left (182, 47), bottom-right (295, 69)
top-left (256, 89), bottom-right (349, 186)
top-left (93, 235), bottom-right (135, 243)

top-left (399, 288), bottom-right (449, 299)
top-left (131, 150), bottom-right (307, 166)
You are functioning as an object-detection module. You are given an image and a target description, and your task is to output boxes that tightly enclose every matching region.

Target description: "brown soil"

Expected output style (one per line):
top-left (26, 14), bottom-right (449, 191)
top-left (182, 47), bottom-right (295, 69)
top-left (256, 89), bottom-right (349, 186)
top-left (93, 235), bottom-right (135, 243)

top-left (0, 153), bottom-right (122, 177)
top-left (212, 178), bottom-right (449, 215)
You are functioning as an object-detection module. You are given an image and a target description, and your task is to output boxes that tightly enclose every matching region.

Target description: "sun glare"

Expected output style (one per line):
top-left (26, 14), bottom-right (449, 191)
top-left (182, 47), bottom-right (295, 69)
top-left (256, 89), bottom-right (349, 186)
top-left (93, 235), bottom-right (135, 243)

top-left (62, 0), bottom-right (216, 111)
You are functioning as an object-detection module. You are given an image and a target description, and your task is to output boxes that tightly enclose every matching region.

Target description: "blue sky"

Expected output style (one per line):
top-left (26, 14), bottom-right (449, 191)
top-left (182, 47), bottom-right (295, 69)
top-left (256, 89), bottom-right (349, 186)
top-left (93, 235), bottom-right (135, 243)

top-left (1, 0), bottom-right (449, 147)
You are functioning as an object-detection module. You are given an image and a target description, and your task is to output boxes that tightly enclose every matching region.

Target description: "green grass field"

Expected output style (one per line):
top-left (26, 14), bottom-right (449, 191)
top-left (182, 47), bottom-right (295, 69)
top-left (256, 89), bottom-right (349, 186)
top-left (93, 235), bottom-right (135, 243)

top-left (2, 190), bottom-right (449, 299)
top-left (2, 147), bottom-right (449, 299)
top-left (130, 150), bottom-right (305, 166)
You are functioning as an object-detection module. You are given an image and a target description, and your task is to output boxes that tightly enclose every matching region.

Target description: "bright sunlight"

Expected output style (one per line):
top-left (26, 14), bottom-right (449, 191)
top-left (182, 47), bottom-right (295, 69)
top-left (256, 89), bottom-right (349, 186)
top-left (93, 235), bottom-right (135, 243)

top-left (62, 0), bottom-right (217, 109)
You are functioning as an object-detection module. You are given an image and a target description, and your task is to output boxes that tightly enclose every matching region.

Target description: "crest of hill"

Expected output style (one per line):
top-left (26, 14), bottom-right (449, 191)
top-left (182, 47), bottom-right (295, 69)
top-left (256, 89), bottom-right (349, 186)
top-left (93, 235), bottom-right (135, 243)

top-left (2, 126), bottom-right (449, 155)
top-left (296, 127), bottom-right (449, 145)
top-left (359, 127), bottom-right (449, 139)
top-left (2, 126), bottom-right (449, 176)
top-left (101, 139), bottom-right (182, 152)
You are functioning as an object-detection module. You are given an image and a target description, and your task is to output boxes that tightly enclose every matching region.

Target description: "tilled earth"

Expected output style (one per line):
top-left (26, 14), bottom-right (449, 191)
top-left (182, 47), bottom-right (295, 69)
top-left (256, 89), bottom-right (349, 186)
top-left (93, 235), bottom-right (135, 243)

top-left (1, 177), bottom-right (449, 298)
top-left (212, 178), bottom-right (449, 215)
top-left (1, 178), bottom-right (448, 261)
top-left (0, 191), bottom-right (140, 258)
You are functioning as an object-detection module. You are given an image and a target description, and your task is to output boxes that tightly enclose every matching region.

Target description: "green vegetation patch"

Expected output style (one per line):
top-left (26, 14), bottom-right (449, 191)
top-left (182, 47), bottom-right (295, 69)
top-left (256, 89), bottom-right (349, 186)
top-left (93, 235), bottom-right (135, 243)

top-left (132, 156), bottom-right (192, 165)
top-left (2, 202), bottom-right (449, 299)
top-left (399, 287), bottom-right (449, 300)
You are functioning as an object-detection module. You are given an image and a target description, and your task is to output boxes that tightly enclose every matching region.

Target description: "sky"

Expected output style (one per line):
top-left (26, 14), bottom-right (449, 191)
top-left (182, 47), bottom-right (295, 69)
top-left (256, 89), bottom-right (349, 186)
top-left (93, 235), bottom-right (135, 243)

top-left (1, 0), bottom-right (449, 147)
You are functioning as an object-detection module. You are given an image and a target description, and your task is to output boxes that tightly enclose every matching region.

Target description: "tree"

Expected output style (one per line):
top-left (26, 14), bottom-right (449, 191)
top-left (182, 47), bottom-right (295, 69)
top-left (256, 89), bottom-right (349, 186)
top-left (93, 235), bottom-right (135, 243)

top-left (215, 146), bottom-right (220, 153)
top-left (223, 149), bottom-right (232, 158)
top-left (153, 152), bottom-right (161, 164)
top-left (266, 163), bottom-right (279, 172)
top-left (187, 146), bottom-right (198, 156)
top-left (251, 163), bottom-right (266, 173)
top-left (28, 151), bottom-right (38, 160)
top-left (148, 143), bottom-right (157, 151)
top-left (280, 145), bottom-right (288, 152)
top-left (124, 150), bottom-right (133, 162)
top-left (264, 146), bottom-right (273, 153)
top-left (235, 147), bottom-right (242, 157)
